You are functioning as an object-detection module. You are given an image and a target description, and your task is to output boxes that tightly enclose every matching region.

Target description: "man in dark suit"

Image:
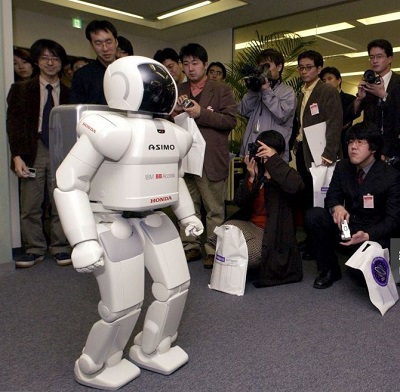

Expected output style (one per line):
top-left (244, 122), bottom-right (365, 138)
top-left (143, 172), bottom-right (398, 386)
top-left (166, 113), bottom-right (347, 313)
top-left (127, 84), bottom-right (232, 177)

top-left (174, 43), bottom-right (237, 268)
top-left (294, 50), bottom-right (343, 260)
top-left (295, 50), bottom-right (343, 209)
top-left (7, 39), bottom-right (71, 267)
top-left (305, 122), bottom-right (400, 289)
top-left (354, 39), bottom-right (400, 161)
top-left (70, 20), bottom-right (118, 104)
top-left (320, 66), bottom-right (356, 159)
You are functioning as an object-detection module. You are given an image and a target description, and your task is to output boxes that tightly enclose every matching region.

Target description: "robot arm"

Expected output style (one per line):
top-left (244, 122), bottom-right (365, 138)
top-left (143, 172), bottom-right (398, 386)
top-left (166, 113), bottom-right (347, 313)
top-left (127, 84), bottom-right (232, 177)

top-left (55, 113), bottom-right (132, 272)
top-left (171, 178), bottom-right (204, 237)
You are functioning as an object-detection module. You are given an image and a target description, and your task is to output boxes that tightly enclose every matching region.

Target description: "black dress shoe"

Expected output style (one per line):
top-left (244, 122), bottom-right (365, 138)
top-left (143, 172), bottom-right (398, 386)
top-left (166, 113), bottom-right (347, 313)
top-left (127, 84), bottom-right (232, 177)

top-left (313, 269), bottom-right (342, 289)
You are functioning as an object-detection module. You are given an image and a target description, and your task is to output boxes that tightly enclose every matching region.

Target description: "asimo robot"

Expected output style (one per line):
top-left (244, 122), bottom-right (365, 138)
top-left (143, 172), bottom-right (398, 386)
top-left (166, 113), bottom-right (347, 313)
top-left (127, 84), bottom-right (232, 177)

top-left (54, 56), bottom-right (203, 390)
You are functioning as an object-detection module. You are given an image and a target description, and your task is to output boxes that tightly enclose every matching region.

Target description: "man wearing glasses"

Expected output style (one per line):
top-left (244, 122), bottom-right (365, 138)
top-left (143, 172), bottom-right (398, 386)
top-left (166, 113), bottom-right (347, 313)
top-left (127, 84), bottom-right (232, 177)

top-left (294, 50), bottom-right (343, 261)
top-left (354, 39), bottom-right (400, 163)
top-left (7, 39), bottom-right (71, 267)
top-left (304, 122), bottom-right (400, 289)
top-left (71, 19), bottom-right (118, 104)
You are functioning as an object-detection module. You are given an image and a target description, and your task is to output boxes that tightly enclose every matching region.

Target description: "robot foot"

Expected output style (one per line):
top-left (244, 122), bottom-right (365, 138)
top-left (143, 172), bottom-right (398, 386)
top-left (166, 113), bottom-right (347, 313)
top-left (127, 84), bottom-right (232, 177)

top-left (129, 345), bottom-right (188, 375)
top-left (74, 359), bottom-right (140, 391)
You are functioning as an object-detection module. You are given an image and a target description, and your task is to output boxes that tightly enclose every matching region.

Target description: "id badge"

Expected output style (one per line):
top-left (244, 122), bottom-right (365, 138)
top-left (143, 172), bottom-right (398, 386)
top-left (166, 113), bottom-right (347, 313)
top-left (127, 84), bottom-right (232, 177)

top-left (363, 194), bottom-right (374, 208)
top-left (310, 103), bottom-right (319, 116)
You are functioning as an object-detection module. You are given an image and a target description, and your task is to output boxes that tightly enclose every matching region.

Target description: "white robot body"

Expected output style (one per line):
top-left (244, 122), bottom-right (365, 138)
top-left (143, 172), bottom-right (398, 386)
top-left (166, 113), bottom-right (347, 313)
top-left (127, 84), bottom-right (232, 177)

top-left (53, 56), bottom-right (204, 390)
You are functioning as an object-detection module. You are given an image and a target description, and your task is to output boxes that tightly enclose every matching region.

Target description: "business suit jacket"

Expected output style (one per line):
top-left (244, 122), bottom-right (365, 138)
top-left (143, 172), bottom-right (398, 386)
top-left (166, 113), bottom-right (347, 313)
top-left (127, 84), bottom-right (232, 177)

top-left (177, 79), bottom-right (237, 182)
top-left (325, 159), bottom-right (400, 246)
top-left (7, 76), bottom-right (70, 168)
top-left (357, 72), bottom-right (400, 158)
top-left (296, 80), bottom-right (343, 170)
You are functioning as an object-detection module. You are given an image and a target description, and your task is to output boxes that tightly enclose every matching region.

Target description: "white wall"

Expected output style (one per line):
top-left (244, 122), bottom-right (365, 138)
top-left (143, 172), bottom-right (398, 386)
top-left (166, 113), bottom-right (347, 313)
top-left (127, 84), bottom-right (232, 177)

top-left (12, 8), bottom-right (233, 62)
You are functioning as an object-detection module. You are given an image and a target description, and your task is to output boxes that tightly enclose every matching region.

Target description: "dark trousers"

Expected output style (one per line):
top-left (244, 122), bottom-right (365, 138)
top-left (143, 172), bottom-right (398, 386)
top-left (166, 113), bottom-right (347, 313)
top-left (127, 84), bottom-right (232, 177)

top-left (304, 207), bottom-right (361, 274)
top-left (295, 141), bottom-right (314, 211)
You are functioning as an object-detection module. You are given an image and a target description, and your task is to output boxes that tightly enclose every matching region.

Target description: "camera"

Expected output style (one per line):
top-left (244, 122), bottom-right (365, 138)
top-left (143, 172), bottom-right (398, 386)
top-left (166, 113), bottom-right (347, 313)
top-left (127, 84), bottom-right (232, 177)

top-left (248, 141), bottom-right (261, 162)
top-left (241, 64), bottom-right (278, 92)
top-left (340, 220), bottom-right (351, 241)
top-left (182, 97), bottom-right (194, 109)
top-left (27, 167), bottom-right (36, 178)
top-left (363, 69), bottom-right (381, 84)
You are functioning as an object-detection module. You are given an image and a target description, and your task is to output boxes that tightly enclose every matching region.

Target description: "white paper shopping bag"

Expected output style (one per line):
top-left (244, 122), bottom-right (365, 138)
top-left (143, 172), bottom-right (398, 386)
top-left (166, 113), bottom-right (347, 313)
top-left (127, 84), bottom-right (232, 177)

top-left (310, 163), bottom-right (335, 207)
top-left (208, 225), bottom-right (248, 296)
top-left (345, 241), bottom-right (399, 315)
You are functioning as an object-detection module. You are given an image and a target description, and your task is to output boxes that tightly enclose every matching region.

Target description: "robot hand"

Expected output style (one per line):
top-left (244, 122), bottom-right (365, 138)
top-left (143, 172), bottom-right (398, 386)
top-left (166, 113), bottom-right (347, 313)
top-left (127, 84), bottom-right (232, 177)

top-left (72, 240), bottom-right (104, 273)
top-left (180, 216), bottom-right (204, 237)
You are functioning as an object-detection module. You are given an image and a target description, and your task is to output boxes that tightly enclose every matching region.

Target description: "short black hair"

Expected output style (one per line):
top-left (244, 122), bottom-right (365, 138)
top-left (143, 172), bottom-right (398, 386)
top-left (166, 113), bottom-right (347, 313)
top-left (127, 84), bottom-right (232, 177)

top-left (207, 62), bottom-right (226, 79)
top-left (30, 39), bottom-right (68, 68)
top-left (320, 66), bottom-right (341, 80)
top-left (179, 43), bottom-right (208, 64)
top-left (298, 50), bottom-right (324, 68)
top-left (367, 39), bottom-right (393, 57)
top-left (154, 47), bottom-right (180, 64)
top-left (85, 20), bottom-right (118, 42)
top-left (346, 121), bottom-right (383, 159)
top-left (256, 130), bottom-right (285, 156)
top-left (257, 48), bottom-right (285, 78)
top-left (117, 36), bottom-right (134, 55)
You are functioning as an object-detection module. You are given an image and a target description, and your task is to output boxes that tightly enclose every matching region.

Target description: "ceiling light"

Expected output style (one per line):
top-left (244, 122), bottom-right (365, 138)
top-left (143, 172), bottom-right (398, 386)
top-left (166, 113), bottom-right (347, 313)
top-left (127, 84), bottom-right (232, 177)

top-left (342, 47), bottom-right (400, 58)
top-left (236, 22), bottom-right (355, 51)
top-left (293, 22), bottom-right (354, 38)
top-left (157, 1), bottom-right (212, 20)
top-left (67, 0), bottom-right (143, 19)
top-left (358, 11), bottom-right (400, 25)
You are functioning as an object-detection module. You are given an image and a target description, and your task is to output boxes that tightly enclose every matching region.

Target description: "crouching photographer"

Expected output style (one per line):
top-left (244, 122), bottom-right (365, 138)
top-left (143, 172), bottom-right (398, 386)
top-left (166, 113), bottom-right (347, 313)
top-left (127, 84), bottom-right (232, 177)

top-left (238, 48), bottom-right (296, 162)
top-left (208, 130), bottom-right (304, 287)
top-left (304, 122), bottom-right (400, 290)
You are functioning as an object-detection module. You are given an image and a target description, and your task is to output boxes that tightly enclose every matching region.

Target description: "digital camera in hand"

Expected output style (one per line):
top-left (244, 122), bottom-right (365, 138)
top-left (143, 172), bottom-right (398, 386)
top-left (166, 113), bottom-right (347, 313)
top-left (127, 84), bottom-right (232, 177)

top-left (341, 220), bottom-right (351, 241)
top-left (248, 141), bottom-right (261, 162)
top-left (241, 64), bottom-right (278, 92)
top-left (182, 98), bottom-right (194, 109)
top-left (363, 69), bottom-right (381, 84)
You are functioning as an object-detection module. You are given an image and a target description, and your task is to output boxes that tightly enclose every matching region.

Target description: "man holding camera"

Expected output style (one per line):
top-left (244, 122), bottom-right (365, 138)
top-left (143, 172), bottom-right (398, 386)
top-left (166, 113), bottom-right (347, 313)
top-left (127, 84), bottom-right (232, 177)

top-left (238, 48), bottom-right (296, 162)
top-left (354, 39), bottom-right (400, 162)
top-left (174, 43), bottom-right (237, 268)
top-left (304, 122), bottom-right (400, 289)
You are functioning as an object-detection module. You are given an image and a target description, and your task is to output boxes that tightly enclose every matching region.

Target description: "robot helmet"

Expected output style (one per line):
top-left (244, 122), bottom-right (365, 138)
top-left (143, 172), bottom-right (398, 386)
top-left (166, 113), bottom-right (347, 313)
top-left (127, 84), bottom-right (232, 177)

top-left (104, 56), bottom-right (177, 115)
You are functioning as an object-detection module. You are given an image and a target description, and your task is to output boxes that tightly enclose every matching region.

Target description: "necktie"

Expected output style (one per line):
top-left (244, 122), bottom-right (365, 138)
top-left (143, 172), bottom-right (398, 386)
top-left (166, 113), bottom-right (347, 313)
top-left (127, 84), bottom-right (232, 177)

top-left (357, 169), bottom-right (365, 185)
top-left (41, 84), bottom-right (54, 148)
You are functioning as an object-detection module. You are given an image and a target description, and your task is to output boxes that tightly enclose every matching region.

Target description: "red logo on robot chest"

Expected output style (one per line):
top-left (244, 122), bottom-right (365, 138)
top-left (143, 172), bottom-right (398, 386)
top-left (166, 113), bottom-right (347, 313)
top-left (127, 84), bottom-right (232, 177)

top-left (150, 196), bottom-right (172, 203)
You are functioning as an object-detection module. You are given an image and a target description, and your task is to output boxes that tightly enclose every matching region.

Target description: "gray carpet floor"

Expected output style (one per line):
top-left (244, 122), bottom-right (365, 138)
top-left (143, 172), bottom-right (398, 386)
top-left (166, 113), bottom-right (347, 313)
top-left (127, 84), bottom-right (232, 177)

top-left (1, 247), bottom-right (399, 392)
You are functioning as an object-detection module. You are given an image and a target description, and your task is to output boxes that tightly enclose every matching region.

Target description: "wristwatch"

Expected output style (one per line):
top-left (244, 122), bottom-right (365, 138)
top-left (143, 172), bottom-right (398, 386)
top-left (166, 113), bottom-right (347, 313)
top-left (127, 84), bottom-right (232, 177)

top-left (382, 93), bottom-right (388, 102)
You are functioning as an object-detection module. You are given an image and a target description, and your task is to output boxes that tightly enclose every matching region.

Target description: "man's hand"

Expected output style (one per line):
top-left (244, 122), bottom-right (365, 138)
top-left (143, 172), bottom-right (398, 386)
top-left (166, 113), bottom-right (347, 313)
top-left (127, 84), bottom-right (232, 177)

top-left (180, 215), bottom-right (204, 237)
top-left (13, 156), bottom-right (30, 178)
top-left (359, 77), bottom-right (386, 99)
top-left (340, 230), bottom-right (369, 246)
top-left (72, 240), bottom-right (104, 273)
top-left (332, 205), bottom-right (350, 230)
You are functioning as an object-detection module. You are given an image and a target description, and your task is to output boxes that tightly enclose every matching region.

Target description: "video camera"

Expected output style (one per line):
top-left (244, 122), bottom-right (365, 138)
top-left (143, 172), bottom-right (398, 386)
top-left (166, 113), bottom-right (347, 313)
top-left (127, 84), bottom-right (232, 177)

top-left (363, 69), bottom-right (381, 85)
top-left (241, 64), bottom-right (278, 92)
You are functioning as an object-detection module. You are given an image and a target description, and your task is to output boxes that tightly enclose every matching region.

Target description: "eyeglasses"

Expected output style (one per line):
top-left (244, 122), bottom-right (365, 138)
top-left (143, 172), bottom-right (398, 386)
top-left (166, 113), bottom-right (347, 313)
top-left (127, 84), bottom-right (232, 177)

top-left (368, 54), bottom-right (387, 61)
top-left (347, 139), bottom-right (369, 146)
top-left (297, 65), bottom-right (316, 72)
top-left (39, 56), bottom-right (61, 64)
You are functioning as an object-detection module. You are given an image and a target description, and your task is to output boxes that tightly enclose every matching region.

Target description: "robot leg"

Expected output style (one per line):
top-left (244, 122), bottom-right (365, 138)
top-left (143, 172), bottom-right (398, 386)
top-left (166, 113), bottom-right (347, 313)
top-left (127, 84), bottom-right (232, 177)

top-left (128, 212), bottom-right (191, 374)
top-left (75, 218), bottom-right (145, 390)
